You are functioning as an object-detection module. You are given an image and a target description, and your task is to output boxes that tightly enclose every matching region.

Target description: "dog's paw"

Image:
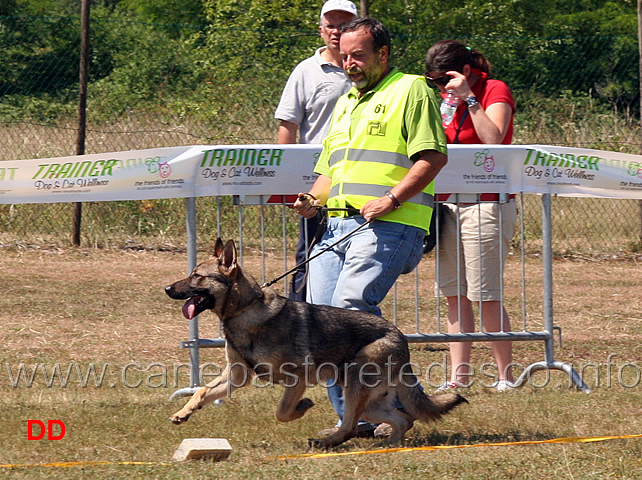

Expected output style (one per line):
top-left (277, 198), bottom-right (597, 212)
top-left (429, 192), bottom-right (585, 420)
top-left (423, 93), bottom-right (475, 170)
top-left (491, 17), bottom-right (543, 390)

top-left (169, 412), bottom-right (190, 425)
top-left (295, 398), bottom-right (315, 413)
top-left (307, 437), bottom-right (325, 450)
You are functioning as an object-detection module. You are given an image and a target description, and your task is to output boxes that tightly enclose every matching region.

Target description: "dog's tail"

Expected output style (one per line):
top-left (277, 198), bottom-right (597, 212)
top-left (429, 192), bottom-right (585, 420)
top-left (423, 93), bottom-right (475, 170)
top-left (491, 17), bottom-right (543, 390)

top-left (397, 376), bottom-right (467, 423)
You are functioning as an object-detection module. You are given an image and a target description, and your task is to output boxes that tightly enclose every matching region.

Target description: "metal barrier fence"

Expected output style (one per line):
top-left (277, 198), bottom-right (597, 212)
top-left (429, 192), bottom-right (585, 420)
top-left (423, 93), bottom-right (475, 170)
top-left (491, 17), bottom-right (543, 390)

top-left (1, 195), bottom-right (640, 255)
top-left (169, 193), bottom-right (590, 400)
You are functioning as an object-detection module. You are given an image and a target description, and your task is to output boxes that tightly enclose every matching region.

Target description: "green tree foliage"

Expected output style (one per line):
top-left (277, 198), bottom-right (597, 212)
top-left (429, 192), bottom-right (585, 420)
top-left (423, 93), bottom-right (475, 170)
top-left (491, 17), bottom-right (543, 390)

top-left (187, 0), bottom-right (325, 131)
top-left (369, 0), bottom-right (638, 113)
top-left (201, 0), bottom-right (320, 73)
top-left (541, 1), bottom-right (638, 111)
top-left (0, 15), bottom-right (80, 104)
top-left (118, 0), bottom-right (207, 28)
top-left (0, 0), bottom-right (18, 16)
top-left (10, 0), bottom-right (80, 15)
top-left (0, 0), bottom-right (638, 128)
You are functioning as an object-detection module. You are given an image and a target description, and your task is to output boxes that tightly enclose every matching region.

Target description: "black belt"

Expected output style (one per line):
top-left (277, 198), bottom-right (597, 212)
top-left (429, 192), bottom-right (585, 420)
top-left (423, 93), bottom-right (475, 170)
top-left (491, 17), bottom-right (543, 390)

top-left (325, 203), bottom-right (361, 218)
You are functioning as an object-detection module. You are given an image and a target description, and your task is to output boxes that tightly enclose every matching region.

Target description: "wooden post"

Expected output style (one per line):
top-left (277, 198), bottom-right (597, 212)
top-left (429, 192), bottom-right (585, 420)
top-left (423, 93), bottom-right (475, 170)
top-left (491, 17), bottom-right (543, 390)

top-left (360, 0), bottom-right (368, 17)
top-left (638, 1), bottom-right (642, 246)
top-left (73, 0), bottom-right (90, 246)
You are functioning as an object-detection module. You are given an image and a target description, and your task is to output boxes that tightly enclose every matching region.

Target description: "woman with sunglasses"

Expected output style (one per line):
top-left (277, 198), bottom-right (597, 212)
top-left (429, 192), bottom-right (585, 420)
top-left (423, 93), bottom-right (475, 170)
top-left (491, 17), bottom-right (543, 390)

top-left (424, 40), bottom-right (517, 392)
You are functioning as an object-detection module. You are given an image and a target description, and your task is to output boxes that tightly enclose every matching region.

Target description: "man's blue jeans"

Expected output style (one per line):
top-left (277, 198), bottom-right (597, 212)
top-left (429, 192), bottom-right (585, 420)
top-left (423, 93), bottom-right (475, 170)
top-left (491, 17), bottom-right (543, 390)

top-left (306, 216), bottom-right (425, 426)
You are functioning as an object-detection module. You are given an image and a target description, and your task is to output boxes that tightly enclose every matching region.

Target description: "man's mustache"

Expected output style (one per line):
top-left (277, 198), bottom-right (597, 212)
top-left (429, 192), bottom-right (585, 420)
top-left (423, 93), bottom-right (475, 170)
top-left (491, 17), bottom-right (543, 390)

top-left (345, 66), bottom-right (363, 75)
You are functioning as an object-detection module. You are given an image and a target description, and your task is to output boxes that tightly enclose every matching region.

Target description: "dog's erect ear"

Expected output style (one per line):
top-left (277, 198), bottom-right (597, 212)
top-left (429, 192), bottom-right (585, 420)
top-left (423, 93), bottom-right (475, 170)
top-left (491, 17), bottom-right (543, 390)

top-left (213, 238), bottom-right (225, 258)
top-left (219, 239), bottom-right (238, 278)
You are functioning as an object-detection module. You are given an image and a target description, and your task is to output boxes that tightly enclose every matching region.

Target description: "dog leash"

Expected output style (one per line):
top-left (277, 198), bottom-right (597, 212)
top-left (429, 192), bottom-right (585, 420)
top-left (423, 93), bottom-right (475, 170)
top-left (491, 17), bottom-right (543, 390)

top-left (262, 206), bottom-right (370, 288)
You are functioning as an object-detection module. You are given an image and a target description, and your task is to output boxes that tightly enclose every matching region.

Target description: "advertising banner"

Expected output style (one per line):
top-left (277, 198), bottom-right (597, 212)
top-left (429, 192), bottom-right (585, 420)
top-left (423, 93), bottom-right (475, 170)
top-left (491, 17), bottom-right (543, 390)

top-left (1, 144), bottom-right (641, 204)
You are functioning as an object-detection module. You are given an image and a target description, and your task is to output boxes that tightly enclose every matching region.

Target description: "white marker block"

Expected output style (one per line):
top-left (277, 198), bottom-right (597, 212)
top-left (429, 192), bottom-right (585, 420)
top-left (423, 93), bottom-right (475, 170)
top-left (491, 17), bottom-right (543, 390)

top-left (172, 438), bottom-right (232, 462)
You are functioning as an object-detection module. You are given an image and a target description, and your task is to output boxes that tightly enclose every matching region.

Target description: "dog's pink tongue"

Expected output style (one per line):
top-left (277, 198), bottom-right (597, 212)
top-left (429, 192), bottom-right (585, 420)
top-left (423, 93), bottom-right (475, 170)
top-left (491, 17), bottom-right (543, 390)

top-left (182, 299), bottom-right (197, 320)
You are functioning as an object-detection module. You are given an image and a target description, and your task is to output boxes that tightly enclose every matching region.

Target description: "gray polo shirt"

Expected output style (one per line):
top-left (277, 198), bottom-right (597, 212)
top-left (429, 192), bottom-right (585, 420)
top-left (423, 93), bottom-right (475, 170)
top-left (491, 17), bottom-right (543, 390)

top-left (274, 47), bottom-right (352, 144)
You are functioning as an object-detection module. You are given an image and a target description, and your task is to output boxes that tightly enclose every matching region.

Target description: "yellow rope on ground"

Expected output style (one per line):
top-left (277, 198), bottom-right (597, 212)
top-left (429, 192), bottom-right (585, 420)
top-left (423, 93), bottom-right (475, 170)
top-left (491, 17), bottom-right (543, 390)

top-left (0, 460), bottom-right (171, 469)
top-left (0, 434), bottom-right (640, 467)
top-left (273, 433), bottom-right (642, 460)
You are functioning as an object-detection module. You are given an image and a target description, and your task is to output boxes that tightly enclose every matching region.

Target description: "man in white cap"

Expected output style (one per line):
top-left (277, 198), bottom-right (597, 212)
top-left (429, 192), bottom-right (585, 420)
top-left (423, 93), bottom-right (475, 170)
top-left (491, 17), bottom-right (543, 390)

top-left (274, 0), bottom-right (358, 302)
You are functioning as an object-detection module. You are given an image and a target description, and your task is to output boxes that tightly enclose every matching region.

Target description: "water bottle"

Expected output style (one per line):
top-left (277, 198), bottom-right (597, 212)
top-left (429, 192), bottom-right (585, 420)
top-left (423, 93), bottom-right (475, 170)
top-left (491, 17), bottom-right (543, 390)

top-left (440, 90), bottom-right (460, 126)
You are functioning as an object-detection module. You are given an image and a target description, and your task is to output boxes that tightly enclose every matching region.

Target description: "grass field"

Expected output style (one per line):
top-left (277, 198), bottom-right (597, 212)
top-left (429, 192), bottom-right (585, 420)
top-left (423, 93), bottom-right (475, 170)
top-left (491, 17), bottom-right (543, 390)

top-left (0, 247), bottom-right (640, 479)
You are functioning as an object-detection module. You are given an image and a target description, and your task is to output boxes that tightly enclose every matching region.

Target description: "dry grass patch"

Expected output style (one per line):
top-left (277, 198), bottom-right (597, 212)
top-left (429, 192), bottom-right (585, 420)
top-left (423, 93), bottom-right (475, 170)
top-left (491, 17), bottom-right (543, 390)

top-left (0, 248), bottom-right (640, 479)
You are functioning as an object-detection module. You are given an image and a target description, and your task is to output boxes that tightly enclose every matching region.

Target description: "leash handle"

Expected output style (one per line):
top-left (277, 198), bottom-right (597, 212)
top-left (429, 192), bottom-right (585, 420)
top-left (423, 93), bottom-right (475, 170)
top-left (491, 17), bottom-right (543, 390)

top-left (262, 219), bottom-right (371, 288)
top-left (298, 194), bottom-right (360, 215)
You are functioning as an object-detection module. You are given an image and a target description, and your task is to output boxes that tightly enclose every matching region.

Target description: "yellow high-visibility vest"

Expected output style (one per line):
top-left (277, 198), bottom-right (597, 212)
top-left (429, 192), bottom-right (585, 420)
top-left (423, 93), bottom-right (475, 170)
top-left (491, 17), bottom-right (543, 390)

top-left (322, 71), bottom-right (435, 231)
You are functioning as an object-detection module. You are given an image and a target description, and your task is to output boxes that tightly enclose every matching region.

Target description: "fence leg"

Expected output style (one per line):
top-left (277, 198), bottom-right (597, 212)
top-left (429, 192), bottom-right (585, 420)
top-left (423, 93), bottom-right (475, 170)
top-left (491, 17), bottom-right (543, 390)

top-left (542, 193), bottom-right (556, 365)
top-left (522, 194), bottom-right (591, 393)
top-left (170, 197), bottom-right (202, 400)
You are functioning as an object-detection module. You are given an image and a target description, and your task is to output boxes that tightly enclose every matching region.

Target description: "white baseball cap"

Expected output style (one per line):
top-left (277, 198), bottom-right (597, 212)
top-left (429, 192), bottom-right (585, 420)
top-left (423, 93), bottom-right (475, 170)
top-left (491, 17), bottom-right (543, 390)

top-left (320, 0), bottom-right (358, 19)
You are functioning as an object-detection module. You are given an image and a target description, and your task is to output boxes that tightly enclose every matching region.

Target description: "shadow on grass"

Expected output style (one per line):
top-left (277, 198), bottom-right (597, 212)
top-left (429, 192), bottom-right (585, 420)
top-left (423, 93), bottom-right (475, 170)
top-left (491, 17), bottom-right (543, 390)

top-left (289, 430), bottom-right (558, 454)
top-left (405, 430), bottom-right (555, 448)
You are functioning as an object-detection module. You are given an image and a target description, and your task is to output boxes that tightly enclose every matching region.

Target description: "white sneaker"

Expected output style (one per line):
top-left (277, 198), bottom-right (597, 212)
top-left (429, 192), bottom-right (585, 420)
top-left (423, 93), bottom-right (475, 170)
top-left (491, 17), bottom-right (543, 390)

top-left (495, 380), bottom-right (517, 392)
top-left (435, 381), bottom-right (469, 393)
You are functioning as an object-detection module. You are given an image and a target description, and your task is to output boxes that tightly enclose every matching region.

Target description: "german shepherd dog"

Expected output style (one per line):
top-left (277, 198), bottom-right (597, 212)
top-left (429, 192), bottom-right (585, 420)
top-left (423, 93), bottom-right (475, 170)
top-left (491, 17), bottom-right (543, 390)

top-left (165, 238), bottom-right (466, 448)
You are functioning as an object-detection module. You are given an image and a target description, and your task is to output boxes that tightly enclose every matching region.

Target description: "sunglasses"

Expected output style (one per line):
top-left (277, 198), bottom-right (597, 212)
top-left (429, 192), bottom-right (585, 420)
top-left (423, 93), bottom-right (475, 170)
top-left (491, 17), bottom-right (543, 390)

top-left (424, 73), bottom-right (451, 87)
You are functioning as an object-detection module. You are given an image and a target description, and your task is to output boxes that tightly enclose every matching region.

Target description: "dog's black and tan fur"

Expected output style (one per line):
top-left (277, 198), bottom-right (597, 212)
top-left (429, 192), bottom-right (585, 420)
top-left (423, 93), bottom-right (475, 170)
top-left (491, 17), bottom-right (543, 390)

top-left (165, 238), bottom-right (466, 448)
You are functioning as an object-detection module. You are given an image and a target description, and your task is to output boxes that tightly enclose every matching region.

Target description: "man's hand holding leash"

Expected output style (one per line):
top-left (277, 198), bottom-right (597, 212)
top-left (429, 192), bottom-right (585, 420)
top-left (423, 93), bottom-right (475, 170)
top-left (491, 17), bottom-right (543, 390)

top-left (294, 192), bottom-right (320, 219)
top-left (295, 191), bottom-right (389, 223)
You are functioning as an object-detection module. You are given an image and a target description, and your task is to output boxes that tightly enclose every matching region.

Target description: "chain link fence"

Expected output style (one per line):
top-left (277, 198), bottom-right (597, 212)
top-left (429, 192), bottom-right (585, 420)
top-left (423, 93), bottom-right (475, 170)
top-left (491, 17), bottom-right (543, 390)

top-left (1, 15), bottom-right (641, 254)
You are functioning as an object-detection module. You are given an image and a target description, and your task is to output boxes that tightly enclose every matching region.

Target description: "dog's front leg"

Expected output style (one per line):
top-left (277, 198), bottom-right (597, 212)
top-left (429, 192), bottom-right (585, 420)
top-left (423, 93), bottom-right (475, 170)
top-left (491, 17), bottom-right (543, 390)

top-left (275, 380), bottom-right (314, 423)
top-left (170, 360), bottom-right (253, 424)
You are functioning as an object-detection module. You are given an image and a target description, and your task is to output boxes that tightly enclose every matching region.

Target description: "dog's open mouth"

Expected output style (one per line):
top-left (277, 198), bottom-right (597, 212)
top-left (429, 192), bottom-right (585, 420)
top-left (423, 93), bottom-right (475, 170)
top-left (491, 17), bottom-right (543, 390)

top-left (182, 296), bottom-right (212, 320)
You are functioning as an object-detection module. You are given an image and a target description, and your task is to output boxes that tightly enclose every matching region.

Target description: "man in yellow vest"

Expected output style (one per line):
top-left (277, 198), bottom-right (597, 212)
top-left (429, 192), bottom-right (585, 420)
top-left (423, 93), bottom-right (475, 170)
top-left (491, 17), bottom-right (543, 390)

top-left (294, 18), bottom-right (448, 438)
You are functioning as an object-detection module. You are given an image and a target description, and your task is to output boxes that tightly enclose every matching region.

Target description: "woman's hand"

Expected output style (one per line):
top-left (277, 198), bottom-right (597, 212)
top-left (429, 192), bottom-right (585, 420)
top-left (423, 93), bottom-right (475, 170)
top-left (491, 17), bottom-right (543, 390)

top-left (445, 71), bottom-right (474, 100)
top-left (444, 70), bottom-right (512, 144)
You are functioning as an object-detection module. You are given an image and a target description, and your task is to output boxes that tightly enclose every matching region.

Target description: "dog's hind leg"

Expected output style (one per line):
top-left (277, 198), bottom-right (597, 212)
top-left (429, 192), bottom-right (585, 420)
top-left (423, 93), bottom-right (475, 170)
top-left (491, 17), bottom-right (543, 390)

top-left (362, 392), bottom-right (414, 444)
top-left (308, 384), bottom-right (367, 449)
top-left (275, 380), bottom-right (314, 422)
top-left (384, 413), bottom-right (414, 444)
top-left (170, 357), bottom-right (253, 424)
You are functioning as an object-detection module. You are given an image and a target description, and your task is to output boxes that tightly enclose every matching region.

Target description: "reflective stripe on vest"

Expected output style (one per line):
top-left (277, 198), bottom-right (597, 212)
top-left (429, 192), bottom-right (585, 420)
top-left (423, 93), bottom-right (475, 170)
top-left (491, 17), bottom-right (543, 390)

top-left (329, 183), bottom-right (434, 209)
top-left (328, 148), bottom-right (414, 170)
